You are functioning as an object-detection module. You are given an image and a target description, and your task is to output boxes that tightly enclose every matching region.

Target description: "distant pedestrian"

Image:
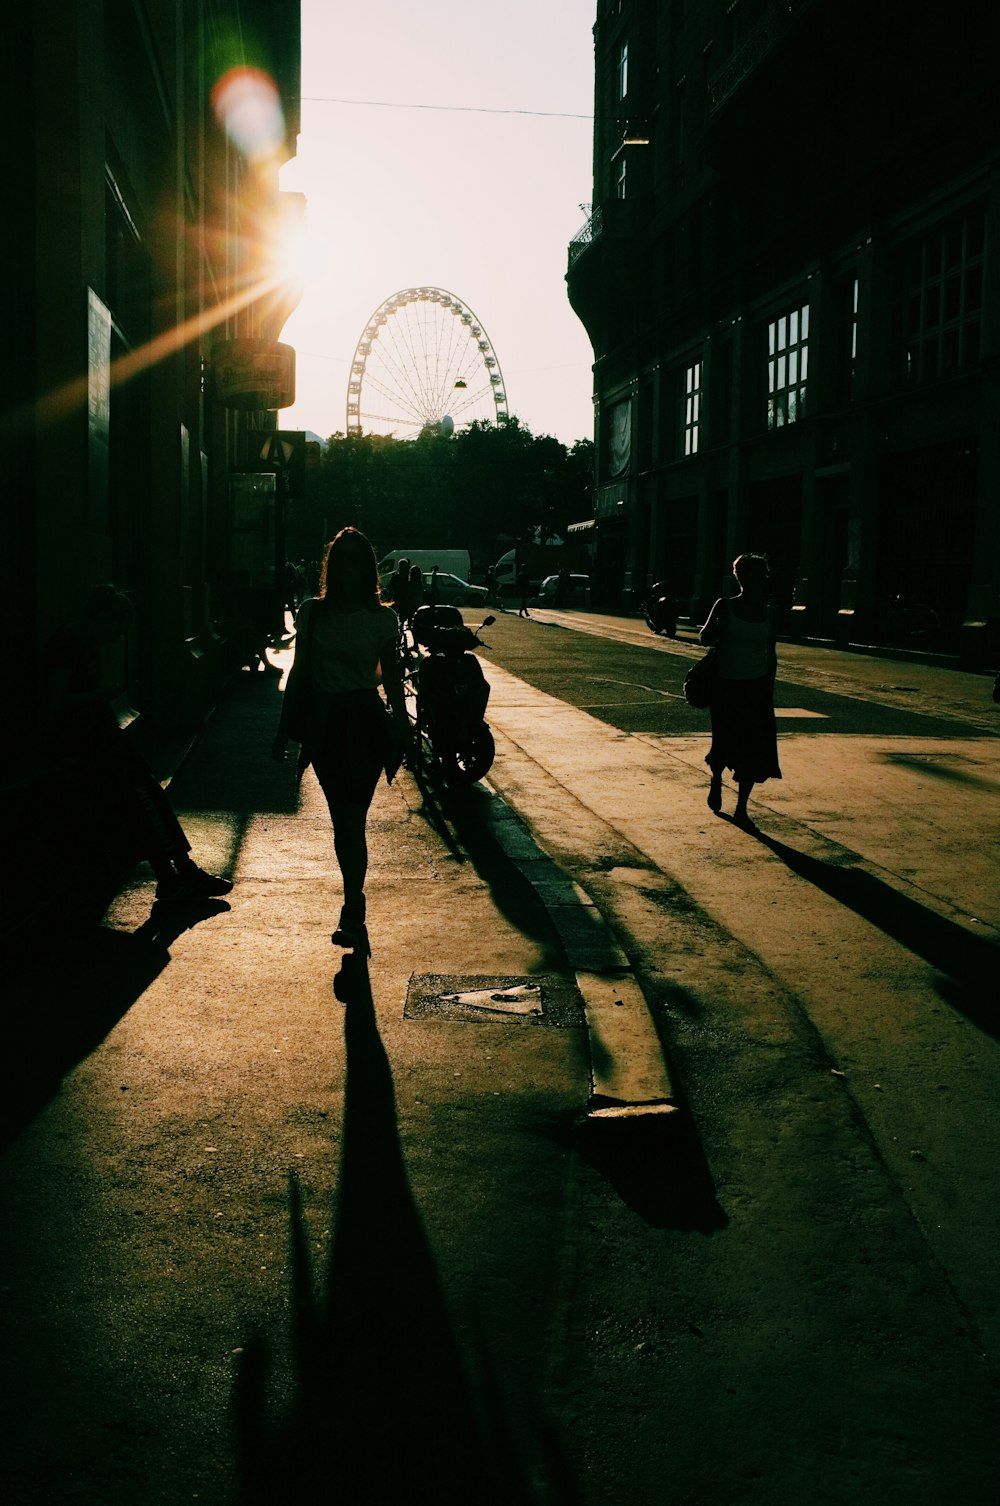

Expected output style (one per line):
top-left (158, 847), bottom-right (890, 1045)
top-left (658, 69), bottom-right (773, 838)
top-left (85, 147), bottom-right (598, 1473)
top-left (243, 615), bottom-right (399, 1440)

top-left (386, 558), bottom-right (411, 612)
top-left (427, 564), bottom-right (440, 606)
top-left (484, 564), bottom-right (505, 611)
top-left (405, 563), bottom-right (426, 621)
top-left (517, 560), bottom-right (531, 618)
top-left (391, 562), bottom-right (424, 626)
top-left (44, 585), bottom-right (233, 903)
top-left (272, 528), bottom-right (411, 954)
top-left (698, 553), bottom-right (781, 827)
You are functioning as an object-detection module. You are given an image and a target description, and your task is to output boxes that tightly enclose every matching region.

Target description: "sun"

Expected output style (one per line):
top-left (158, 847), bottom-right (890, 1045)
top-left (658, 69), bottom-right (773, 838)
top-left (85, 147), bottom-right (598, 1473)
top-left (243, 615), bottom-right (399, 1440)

top-left (264, 192), bottom-right (316, 293)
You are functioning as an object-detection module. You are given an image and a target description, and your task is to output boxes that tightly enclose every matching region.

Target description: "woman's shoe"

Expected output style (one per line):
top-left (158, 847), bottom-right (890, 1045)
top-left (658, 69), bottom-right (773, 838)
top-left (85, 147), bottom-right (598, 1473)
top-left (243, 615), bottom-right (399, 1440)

top-left (331, 903), bottom-right (369, 954)
top-left (331, 921), bottom-right (370, 956)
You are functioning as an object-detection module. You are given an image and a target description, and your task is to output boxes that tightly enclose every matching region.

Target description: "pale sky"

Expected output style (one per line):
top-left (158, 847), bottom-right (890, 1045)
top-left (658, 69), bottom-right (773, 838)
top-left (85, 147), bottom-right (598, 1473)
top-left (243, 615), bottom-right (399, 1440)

top-left (277, 0), bottom-right (597, 447)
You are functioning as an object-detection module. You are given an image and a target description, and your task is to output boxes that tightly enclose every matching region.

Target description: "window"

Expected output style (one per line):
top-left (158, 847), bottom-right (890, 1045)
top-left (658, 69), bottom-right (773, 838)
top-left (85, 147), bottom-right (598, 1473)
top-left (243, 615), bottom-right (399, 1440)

top-left (616, 155), bottom-right (627, 199)
top-left (684, 362), bottom-right (701, 455)
top-left (618, 41), bottom-right (629, 100)
top-left (900, 210), bottom-right (985, 384)
top-left (836, 276), bottom-right (859, 404)
top-left (767, 304), bottom-right (809, 428)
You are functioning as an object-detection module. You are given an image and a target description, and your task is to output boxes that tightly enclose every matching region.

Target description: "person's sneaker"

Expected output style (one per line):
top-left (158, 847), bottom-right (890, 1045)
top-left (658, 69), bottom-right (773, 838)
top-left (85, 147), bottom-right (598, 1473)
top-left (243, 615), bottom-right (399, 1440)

top-left (157, 866), bottom-right (233, 901)
top-left (180, 866), bottom-right (234, 896)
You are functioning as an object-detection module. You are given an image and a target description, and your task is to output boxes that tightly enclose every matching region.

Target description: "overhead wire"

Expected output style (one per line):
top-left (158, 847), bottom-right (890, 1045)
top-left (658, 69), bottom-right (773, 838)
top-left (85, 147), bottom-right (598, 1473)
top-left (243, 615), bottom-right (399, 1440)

top-left (301, 94), bottom-right (593, 120)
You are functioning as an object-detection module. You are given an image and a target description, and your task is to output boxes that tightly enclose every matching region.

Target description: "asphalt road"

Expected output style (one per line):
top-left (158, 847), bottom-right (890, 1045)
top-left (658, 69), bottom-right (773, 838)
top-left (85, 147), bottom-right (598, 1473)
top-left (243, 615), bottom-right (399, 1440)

top-left (475, 606), bottom-right (1000, 1502)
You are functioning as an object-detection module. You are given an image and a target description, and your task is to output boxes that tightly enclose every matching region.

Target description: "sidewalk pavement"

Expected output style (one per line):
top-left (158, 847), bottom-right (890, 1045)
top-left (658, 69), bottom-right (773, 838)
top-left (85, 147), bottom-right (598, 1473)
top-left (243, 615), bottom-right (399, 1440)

top-left (0, 662), bottom-right (672, 1504)
top-left (4, 635), bottom-right (998, 1503)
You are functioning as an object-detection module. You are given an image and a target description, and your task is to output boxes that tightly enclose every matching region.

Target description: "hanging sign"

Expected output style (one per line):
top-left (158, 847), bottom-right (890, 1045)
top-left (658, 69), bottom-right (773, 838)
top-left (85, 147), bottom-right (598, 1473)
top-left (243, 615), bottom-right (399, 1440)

top-left (212, 339), bottom-right (296, 410)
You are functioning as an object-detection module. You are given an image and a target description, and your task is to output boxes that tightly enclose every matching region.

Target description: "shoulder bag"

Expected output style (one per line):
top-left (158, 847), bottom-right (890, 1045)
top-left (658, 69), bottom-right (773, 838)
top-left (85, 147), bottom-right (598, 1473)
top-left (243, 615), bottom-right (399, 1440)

top-left (683, 601), bottom-right (728, 708)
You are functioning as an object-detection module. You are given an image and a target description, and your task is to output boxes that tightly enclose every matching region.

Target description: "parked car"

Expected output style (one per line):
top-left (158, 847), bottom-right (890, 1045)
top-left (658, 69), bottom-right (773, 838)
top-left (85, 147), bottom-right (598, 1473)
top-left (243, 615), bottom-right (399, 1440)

top-left (537, 572), bottom-right (590, 606)
top-left (422, 571), bottom-right (489, 608)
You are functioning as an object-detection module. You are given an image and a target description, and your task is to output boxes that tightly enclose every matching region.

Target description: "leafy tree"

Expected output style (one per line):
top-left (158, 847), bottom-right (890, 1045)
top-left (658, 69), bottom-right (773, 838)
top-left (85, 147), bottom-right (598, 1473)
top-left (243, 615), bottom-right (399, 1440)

top-left (296, 417), bottom-right (594, 574)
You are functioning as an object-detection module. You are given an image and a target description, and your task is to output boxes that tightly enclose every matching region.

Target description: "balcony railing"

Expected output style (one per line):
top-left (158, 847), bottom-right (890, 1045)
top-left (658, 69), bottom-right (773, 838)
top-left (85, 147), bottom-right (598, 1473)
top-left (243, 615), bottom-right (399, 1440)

top-left (568, 205), bottom-right (603, 268)
top-left (708, 0), bottom-right (817, 116)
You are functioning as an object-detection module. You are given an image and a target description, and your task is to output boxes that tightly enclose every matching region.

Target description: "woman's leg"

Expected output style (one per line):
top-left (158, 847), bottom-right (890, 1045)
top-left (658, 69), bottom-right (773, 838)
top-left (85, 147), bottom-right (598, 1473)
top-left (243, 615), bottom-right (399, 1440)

top-left (328, 799), bottom-right (370, 922)
top-left (707, 768), bottom-right (723, 813)
top-left (734, 778), bottom-right (756, 822)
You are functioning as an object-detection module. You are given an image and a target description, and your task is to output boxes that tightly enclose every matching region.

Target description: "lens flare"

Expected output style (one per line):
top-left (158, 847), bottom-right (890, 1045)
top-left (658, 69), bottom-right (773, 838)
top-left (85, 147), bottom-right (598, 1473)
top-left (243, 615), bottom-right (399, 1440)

top-left (211, 66), bottom-right (285, 166)
top-left (265, 192), bottom-right (311, 290)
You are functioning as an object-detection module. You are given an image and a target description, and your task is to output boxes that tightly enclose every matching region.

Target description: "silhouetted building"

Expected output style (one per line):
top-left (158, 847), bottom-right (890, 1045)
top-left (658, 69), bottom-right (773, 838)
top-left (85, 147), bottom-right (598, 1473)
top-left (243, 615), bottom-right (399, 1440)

top-left (567, 0), bottom-right (999, 663)
top-left (3, 0), bottom-right (301, 768)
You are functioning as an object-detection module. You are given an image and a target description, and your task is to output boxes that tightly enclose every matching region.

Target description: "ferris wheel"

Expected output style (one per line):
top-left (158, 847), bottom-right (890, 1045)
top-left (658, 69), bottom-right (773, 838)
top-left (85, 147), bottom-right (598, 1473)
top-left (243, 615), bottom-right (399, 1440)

top-left (346, 287), bottom-right (508, 438)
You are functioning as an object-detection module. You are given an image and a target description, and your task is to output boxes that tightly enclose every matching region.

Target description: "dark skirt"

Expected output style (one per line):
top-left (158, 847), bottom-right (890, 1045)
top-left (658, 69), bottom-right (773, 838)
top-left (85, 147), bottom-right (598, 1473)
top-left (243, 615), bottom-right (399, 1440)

top-left (304, 690), bottom-right (395, 808)
top-left (706, 674), bottom-right (782, 784)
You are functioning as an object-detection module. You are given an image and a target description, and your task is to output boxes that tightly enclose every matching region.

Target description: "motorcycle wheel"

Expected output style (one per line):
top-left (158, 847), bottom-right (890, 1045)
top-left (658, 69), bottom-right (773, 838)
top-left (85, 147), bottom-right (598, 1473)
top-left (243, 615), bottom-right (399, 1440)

top-left (439, 723), bottom-right (495, 785)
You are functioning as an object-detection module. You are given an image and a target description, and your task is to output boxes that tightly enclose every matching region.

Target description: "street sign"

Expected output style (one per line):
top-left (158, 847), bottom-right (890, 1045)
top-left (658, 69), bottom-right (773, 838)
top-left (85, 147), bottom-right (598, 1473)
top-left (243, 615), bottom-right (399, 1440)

top-left (258, 429), bottom-right (306, 496)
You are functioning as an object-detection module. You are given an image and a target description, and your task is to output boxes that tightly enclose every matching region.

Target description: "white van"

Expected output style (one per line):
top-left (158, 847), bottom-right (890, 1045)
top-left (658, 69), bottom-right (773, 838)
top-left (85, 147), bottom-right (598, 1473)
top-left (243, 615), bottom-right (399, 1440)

top-left (493, 543), bottom-right (579, 596)
top-left (377, 548), bottom-right (471, 587)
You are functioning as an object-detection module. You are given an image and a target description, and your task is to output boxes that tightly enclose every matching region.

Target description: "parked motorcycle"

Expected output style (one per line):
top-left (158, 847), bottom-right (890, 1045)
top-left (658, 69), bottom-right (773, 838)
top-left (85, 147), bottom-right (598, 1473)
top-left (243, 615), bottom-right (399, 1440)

top-left (406, 605), bottom-right (496, 785)
top-left (643, 582), bottom-right (678, 638)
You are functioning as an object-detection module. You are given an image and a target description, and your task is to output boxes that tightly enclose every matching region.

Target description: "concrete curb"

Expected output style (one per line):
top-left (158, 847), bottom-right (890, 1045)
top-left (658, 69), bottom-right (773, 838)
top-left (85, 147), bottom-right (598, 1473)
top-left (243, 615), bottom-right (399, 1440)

top-left (478, 785), bottom-right (679, 1119)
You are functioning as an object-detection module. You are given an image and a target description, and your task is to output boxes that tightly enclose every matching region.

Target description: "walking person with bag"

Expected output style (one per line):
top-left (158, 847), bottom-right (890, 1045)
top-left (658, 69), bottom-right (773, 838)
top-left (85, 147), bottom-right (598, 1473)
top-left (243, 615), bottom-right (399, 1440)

top-left (271, 528), bottom-right (411, 954)
top-left (517, 559), bottom-right (532, 618)
top-left (698, 553), bottom-right (781, 827)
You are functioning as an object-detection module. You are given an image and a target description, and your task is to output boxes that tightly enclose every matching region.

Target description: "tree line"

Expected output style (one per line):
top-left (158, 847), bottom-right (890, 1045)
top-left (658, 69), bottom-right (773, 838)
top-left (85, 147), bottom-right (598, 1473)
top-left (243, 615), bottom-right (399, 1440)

top-left (286, 417), bottom-right (594, 574)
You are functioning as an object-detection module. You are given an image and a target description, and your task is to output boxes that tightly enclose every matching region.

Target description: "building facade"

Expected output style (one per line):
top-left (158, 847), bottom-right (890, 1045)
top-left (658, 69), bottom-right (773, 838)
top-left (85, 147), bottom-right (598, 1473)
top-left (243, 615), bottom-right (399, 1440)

top-left (3, 0), bottom-right (301, 764)
top-left (567, 0), bottom-right (1000, 665)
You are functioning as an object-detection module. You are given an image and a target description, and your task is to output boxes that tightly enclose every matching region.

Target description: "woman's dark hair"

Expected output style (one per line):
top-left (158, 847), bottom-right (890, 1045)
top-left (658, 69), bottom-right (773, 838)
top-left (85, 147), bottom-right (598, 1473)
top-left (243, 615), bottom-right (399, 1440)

top-left (318, 527), bottom-right (382, 609)
top-left (733, 552), bottom-right (770, 588)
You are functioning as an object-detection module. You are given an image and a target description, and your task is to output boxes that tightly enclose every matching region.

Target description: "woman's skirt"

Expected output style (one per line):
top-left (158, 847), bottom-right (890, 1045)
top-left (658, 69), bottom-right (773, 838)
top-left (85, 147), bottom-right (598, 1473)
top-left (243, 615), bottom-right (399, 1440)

top-left (706, 674), bottom-right (782, 784)
top-left (303, 690), bottom-right (397, 808)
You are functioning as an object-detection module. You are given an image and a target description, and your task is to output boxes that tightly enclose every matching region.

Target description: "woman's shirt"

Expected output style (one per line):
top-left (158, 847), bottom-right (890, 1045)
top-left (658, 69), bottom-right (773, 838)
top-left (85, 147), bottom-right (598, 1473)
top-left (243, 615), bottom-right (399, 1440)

top-left (717, 604), bottom-right (772, 680)
top-left (298, 597), bottom-right (398, 695)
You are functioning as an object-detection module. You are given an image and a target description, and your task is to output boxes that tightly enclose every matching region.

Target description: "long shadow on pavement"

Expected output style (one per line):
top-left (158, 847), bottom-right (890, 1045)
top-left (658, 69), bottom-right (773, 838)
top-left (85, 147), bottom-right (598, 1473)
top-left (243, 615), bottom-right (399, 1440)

top-left (406, 769), bottom-right (568, 974)
top-left (2, 898), bottom-right (229, 1150)
top-left (571, 1106), bottom-right (727, 1236)
top-left (751, 830), bottom-right (999, 1040)
top-left (413, 778), bottom-right (724, 1233)
top-left (236, 951), bottom-right (579, 1505)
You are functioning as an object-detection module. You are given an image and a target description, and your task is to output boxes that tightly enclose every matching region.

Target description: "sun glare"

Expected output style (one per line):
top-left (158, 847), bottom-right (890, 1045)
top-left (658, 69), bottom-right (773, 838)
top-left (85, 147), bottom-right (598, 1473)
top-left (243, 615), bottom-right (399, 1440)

top-left (211, 66), bottom-right (285, 166)
top-left (265, 193), bottom-right (314, 291)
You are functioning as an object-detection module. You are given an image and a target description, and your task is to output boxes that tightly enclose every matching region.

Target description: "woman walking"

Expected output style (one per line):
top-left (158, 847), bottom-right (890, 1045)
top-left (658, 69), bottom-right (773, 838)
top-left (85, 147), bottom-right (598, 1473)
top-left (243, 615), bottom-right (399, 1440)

top-left (699, 553), bottom-right (781, 826)
top-left (272, 528), bottom-right (410, 953)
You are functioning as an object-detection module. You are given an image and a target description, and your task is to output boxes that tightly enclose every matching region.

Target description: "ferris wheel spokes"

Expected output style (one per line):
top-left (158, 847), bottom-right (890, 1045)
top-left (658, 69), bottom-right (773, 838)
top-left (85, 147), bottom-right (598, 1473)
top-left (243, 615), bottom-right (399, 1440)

top-left (346, 287), bottom-right (508, 438)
